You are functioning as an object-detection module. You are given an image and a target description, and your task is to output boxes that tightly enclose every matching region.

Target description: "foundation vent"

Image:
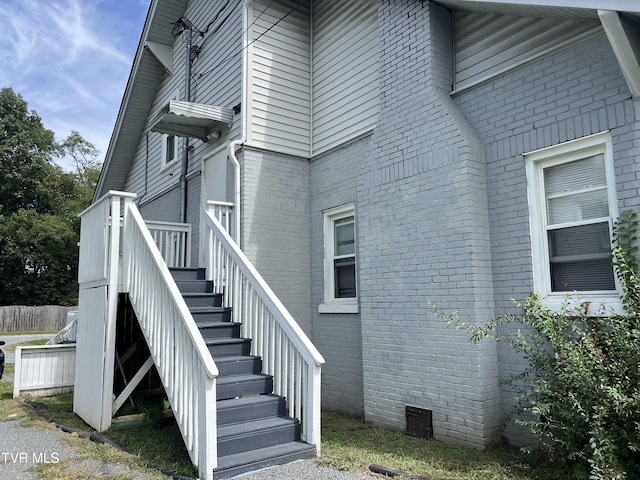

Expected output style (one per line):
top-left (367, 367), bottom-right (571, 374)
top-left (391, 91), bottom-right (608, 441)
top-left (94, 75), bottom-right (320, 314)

top-left (406, 406), bottom-right (433, 439)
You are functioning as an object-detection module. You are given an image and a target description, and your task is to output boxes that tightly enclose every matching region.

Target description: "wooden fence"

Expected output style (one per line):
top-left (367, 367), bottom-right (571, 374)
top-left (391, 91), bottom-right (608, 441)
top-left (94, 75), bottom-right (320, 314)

top-left (0, 306), bottom-right (77, 332)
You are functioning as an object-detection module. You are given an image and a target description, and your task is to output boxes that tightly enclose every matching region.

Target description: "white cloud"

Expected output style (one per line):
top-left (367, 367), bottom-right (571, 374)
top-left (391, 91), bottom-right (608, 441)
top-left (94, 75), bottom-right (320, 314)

top-left (0, 0), bottom-right (148, 170)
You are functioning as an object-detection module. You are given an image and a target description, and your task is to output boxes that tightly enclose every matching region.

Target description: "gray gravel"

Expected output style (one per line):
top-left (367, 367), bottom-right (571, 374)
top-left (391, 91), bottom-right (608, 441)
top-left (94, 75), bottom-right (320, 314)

top-left (0, 420), bottom-right (76, 480)
top-left (235, 459), bottom-right (376, 479)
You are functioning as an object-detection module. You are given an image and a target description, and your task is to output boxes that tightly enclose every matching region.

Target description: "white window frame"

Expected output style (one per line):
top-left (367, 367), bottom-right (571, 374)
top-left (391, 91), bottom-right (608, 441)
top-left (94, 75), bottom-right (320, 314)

top-left (525, 131), bottom-right (622, 314)
top-left (319, 204), bottom-right (358, 314)
top-left (161, 133), bottom-right (179, 170)
top-left (160, 89), bottom-right (180, 171)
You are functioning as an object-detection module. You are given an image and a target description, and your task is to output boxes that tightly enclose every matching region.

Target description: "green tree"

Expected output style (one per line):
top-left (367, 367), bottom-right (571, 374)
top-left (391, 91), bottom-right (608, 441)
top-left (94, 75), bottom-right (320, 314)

top-left (0, 87), bottom-right (57, 216)
top-left (0, 87), bottom-right (101, 306)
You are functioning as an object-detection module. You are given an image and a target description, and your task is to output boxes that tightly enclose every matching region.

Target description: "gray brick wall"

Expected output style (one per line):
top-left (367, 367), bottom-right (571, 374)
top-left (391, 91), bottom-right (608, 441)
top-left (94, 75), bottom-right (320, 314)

top-left (240, 147), bottom-right (312, 333)
top-left (454, 31), bottom-right (640, 444)
top-left (354, 1), bottom-right (501, 448)
top-left (310, 139), bottom-right (367, 415)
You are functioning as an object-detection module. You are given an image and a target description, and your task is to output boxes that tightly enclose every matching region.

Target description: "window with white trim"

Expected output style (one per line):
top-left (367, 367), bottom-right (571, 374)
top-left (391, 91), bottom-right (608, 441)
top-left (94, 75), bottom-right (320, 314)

top-left (160, 90), bottom-right (180, 170)
top-left (319, 204), bottom-right (358, 313)
top-left (525, 131), bottom-right (620, 311)
top-left (161, 133), bottom-right (178, 169)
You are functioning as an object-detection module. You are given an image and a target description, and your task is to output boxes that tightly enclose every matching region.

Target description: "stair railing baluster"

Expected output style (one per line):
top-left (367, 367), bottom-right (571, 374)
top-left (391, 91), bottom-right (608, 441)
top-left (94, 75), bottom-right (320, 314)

top-left (203, 210), bottom-right (325, 454)
top-left (120, 202), bottom-right (218, 480)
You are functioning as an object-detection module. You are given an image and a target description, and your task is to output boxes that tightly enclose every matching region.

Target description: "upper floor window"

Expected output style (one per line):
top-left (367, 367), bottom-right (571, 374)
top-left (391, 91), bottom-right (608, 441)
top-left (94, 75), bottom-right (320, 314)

top-left (161, 134), bottom-right (178, 169)
top-left (319, 204), bottom-right (358, 314)
top-left (525, 131), bottom-right (621, 313)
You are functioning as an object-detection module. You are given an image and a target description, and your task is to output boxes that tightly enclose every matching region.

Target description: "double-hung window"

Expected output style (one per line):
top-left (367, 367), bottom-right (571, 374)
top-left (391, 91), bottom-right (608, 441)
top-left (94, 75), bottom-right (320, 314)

top-left (319, 204), bottom-right (358, 313)
top-left (525, 131), bottom-right (620, 312)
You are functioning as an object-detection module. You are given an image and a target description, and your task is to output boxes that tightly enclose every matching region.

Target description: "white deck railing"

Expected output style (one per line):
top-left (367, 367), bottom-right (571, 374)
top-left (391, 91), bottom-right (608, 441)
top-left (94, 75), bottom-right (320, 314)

top-left (146, 220), bottom-right (192, 268)
top-left (203, 210), bottom-right (325, 450)
top-left (122, 203), bottom-right (218, 479)
top-left (46, 313), bottom-right (78, 345)
top-left (206, 201), bottom-right (234, 239)
top-left (14, 344), bottom-right (76, 398)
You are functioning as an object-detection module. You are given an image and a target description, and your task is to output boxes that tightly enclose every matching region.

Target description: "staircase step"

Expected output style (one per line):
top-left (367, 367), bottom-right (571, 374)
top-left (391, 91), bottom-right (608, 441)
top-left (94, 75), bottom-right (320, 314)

top-left (183, 292), bottom-right (223, 308)
top-left (192, 307), bottom-right (232, 323)
top-left (207, 338), bottom-right (251, 357)
top-left (217, 374), bottom-right (273, 400)
top-left (215, 355), bottom-right (263, 376)
top-left (214, 441), bottom-right (315, 479)
top-left (175, 279), bottom-right (214, 294)
top-left (217, 417), bottom-right (301, 457)
top-left (169, 267), bottom-right (206, 281)
top-left (198, 322), bottom-right (240, 340)
top-left (217, 394), bottom-right (286, 425)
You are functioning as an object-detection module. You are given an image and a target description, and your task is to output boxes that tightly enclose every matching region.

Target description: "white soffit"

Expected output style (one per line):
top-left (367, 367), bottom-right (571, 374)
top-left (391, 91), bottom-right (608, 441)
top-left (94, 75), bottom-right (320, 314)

top-left (150, 100), bottom-right (234, 142)
top-left (599, 10), bottom-right (640, 99)
top-left (144, 41), bottom-right (173, 74)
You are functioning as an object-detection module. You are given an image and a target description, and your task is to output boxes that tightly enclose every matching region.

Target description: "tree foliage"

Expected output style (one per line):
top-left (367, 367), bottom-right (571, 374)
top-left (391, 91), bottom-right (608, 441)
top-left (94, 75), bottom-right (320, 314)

top-left (0, 87), bottom-right (101, 306)
top-left (432, 210), bottom-right (640, 479)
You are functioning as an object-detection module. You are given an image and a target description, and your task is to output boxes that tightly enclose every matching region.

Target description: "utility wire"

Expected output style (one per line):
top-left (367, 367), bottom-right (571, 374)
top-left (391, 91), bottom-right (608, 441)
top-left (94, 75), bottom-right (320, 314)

top-left (192, 0), bottom-right (301, 87)
top-left (201, 0), bottom-right (232, 36)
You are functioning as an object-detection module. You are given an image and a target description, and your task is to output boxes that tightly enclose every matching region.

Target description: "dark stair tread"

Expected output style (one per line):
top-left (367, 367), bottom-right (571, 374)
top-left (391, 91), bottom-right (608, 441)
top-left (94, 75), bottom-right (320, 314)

top-left (217, 373), bottom-right (272, 384)
top-left (197, 320), bottom-right (240, 328)
top-left (169, 267), bottom-right (206, 280)
top-left (216, 394), bottom-right (282, 410)
top-left (183, 292), bottom-right (223, 301)
top-left (215, 355), bottom-right (261, 364)
top-left (214, 441), bottom-right (315, 478)
top-left (174, 280), bottom-right (214, 293)
top-left (190, 306), bottom-right (231, 313)
top-left (217, 416), bottom-right (298, 438)
top-left (205, 338), bottom-right (250, 346)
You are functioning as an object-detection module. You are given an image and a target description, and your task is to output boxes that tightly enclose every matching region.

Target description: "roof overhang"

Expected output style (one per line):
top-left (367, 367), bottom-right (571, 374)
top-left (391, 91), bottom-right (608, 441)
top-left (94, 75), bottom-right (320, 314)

top-left (150, 100), bottom-right (234, 142)
top-left (439, 0), bottom-right (640, 99)
top-left (599, 10), bottom-right (640, 99)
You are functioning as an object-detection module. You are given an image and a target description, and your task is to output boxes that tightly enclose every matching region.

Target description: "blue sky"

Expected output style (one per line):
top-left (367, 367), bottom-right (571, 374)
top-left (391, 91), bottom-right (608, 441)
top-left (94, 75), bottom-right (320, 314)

top-left (0, 0), bottom-right (149, 170)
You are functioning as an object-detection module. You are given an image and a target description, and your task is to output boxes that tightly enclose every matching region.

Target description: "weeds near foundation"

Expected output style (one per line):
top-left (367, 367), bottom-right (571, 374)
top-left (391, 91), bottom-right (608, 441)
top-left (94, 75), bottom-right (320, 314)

top-left (433, 210), bottom-right (640, 479)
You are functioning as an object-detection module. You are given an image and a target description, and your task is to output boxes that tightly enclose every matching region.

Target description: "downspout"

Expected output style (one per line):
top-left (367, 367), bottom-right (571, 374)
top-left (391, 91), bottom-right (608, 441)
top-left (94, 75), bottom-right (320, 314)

top-left (228, 0), bottom-right (250, 247)
top-left (180, 25), bottom-right (193, 224)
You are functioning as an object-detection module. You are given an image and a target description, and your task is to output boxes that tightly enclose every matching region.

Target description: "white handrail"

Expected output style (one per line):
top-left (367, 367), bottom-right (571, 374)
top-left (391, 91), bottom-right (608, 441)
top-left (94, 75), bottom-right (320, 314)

top-left (203, 210), bottom-right (325, 450)
top-left (122, 203), bottom-right (218, 480)
top-left (47, 314), bottom-right (78, 345)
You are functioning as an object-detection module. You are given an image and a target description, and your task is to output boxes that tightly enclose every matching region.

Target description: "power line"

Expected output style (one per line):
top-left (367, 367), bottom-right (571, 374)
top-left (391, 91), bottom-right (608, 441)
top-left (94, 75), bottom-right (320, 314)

top-left (192, 0), bottom-right (302, 88)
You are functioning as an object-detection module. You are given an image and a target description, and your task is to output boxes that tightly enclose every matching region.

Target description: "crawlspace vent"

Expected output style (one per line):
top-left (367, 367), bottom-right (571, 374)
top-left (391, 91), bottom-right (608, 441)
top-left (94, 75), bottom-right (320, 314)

top-left (406, 406), bottom-right (433, 439)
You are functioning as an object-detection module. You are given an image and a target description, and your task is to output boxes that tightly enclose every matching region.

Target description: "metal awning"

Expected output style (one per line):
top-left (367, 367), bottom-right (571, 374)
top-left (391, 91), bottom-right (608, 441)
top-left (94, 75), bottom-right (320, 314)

top-left (150, 100), bottom-right (234, 142)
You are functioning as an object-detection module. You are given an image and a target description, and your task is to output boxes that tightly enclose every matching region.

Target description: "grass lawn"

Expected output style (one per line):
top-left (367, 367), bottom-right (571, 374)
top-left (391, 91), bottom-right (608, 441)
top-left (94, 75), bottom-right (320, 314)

top-left (2, 331), bottom-right (564, 479)
top-left (3, 338), bottom-right (51, 352)
top-left (320, 411), bottom-right (563, 480)
top-left (29, 393), bottom-right (564, 480)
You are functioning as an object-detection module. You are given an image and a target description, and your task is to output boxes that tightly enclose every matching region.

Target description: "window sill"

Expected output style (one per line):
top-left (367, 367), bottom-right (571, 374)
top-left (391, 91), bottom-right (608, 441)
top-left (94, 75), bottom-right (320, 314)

top-left (540, 293), bottom-right (624, 316)
top-left (160, 159), bottom-right (179, 173)
top-left (318, 303), bottom-right (359, 314)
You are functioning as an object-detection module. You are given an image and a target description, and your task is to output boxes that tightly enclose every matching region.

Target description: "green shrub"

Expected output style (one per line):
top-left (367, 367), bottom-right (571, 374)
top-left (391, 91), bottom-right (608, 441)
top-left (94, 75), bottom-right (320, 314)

top-left (432, 210), bottom-right (640, 479)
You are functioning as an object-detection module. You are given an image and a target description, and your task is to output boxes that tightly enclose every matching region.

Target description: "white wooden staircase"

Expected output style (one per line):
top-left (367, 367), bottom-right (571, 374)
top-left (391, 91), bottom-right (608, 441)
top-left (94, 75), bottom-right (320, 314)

top-left (74, 191), bottom-right (324, 480)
